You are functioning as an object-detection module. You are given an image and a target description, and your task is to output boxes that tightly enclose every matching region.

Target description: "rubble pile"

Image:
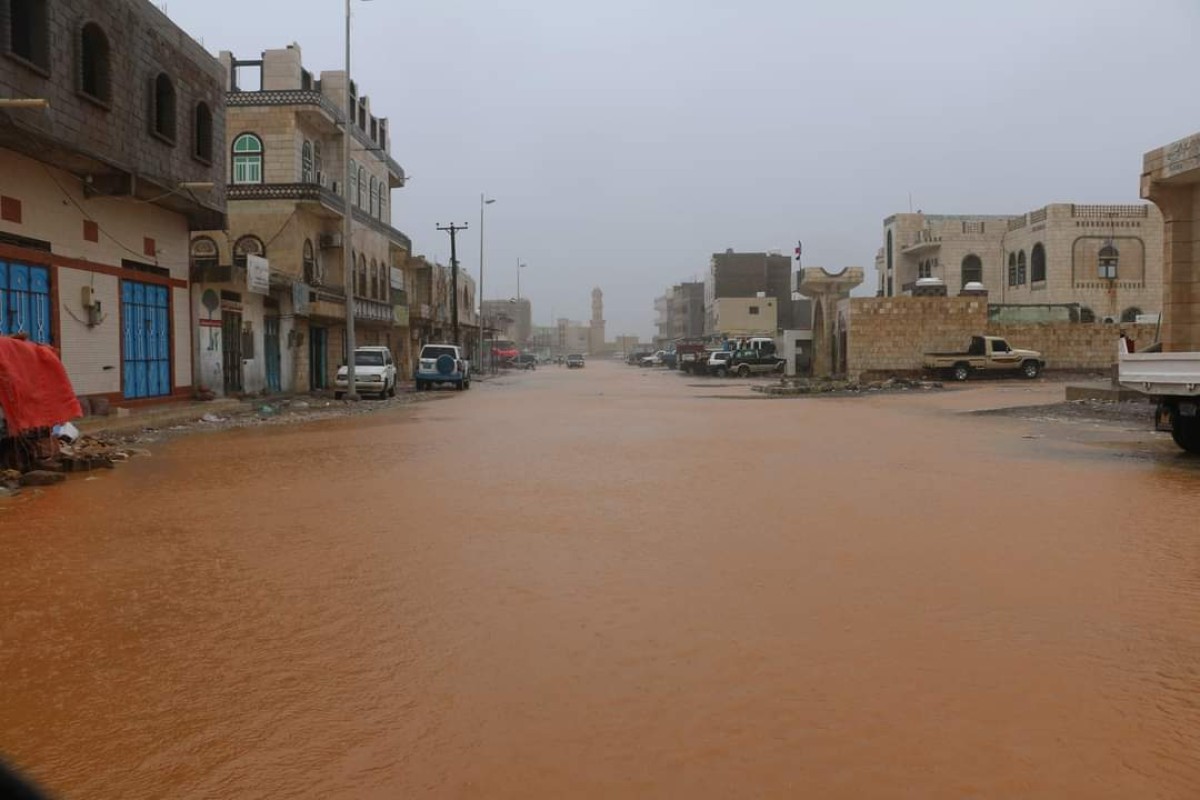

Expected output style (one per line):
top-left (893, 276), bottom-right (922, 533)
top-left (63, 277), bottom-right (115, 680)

top-left (753, 377), bottom-right (944, 397)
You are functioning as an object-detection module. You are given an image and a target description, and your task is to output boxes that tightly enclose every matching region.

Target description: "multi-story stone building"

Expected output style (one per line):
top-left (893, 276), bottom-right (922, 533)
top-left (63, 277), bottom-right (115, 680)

top-left (878, 205), bottom-right (1163, 322)
top-left (405, 255), bottom-right (477, 364)
top-left (0, 0), bottom-right (225, 406)
top-left (189, 45), bottom-right (409, 396)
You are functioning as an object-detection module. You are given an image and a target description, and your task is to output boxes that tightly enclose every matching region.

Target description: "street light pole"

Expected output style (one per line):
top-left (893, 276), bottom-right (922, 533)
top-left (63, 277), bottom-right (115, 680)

top-left (480, 194), bottom-right (495, 372)
top-left (516, 260), bottom-right (527, 345)
top-left (342, 0), bottom-right (359, 400)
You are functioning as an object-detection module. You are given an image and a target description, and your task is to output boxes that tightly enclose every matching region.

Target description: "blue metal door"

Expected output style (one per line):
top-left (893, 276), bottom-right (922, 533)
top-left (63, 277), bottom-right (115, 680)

top-left (0, 261), bottom-right (52, 343)
top-left (264, 316), bottom-right (281, 392)
top-left (122, 280), bottom-right (171, 399)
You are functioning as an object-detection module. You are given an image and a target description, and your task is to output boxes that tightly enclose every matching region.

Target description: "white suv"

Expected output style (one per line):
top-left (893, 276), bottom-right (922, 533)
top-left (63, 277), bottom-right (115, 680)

top-left (415, 343), bottom-right (471, 391)
top-left (336, 346), bottom-right (397, 399)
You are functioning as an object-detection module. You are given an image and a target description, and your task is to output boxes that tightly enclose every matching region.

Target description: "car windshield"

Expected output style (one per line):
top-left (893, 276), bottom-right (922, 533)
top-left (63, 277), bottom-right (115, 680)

top-left (422, 346), bottom-right (456, 359)
top-left (354, 351), bottom-right (385, 366)
top-left (568, 354), bottom-right (583, 360)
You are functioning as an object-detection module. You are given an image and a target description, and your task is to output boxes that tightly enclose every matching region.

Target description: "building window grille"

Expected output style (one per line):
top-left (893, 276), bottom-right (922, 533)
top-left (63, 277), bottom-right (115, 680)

top-left (302, 140), bottom-right (313, 183)
top-left (79, 23), bottom-right (111, 104)
top-left (0, 261), bottom-right (52, 343)
top-left (193, 102), bottom-right (213, 163)
top-left (233, 235), bottom-right (265, 269)
top-left (1030, 243), bottom-right (1046, 283)
top-left (232, 134), bottom-right (264, 184)
top-left (152, 73), bottom-right (177, 143)
top-left (1008, 253), bottom-right (1017, 286)
top-left (1016, 251), bottom-right (1026, 285)
top-left (1099, 244), bottom-right (1119, 279)
top-left (369, 175), bottom-right (377, 217)
top-left (357, 166), bottom-right (366, 208)
top-left (8, 0), bottom-right (49, 71)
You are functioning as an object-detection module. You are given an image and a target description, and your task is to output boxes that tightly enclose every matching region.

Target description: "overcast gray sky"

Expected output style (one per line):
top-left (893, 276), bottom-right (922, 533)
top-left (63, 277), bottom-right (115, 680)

top-left (168, 0), bottom-right (1200, 340)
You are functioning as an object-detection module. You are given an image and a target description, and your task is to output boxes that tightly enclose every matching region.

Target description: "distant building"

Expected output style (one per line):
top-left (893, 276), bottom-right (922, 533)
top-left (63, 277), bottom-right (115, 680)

top-left (589, 287), bottom-right (606, 355)
top-left (555, 318), bottom-right (590, 354)
top-left (482, 297), bottom-right (531, 343)
top-left (613, 334), bottom-right (640, 355)
top-left (705, 250), bottom-right (799, 334)
top-left (879, 204), bottom-right (1163, 322)
top-left (0, 0), bottom-right (226, 406)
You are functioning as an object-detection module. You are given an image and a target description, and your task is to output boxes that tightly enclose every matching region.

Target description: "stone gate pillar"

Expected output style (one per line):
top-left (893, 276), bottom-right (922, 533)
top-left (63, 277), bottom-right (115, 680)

top-left (798, 267), bottom-right (864, 378)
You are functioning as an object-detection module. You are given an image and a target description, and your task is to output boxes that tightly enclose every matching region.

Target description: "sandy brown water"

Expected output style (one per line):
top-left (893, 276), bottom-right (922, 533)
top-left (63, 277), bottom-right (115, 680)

top-left (3, 362), bottom-right (1200, 798)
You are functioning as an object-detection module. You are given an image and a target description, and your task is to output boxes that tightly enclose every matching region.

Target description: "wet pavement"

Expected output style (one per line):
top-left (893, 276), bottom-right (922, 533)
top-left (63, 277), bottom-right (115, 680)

top-left (3, 362), bottom-right (1200, 798)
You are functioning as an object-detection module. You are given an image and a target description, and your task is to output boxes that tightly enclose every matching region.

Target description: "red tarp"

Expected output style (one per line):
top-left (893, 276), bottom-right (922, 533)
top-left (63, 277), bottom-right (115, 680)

top-left (0, 337), bottom-right (83, 434)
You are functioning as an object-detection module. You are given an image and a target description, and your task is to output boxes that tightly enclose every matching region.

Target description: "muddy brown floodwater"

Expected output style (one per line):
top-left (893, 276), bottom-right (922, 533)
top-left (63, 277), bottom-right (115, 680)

top-left (4, 363), bottom-right (1200, 798)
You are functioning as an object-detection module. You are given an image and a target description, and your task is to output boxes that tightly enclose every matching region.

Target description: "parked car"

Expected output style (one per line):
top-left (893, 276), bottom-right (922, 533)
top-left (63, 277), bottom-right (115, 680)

top-left (415, 343), bottom-right (471, 390)
top-left (924, 335), bottom-right (1044, 381)
top-left (707, 350), bottom-right (735, 376)
top-left (512, 353), bottom-right (538, 370)
top-left (627, 350), bottom-right (654, 365)
top-left (727, 349), bottom-right (786, 377)
top-left (335, 346), bottom-right (397, 399)
top-left (640, 350), bottom-right (667, 367)
top-left (566, 353), bottom-right (585, 369)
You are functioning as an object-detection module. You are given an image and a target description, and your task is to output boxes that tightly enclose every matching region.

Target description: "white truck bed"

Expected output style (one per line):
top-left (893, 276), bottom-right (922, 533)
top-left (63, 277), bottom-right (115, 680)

top-left (1117, 350), bottom-right (1200, 397)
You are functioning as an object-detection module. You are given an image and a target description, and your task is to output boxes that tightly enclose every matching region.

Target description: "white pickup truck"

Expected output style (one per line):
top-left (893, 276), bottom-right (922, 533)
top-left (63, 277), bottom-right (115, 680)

top-left (1117, 339), bottom-right (1200, 453)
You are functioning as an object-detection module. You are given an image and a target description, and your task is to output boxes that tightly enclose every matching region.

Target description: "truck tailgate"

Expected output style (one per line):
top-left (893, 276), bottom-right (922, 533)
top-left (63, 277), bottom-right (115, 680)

top-left (1118, 352), bottom-right (1200, 396)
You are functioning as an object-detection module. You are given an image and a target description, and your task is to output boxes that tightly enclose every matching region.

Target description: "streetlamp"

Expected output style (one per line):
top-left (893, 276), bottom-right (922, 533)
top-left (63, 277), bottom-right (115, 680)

top-left (516, 260), bottom-right (527, 345)
top-left (480, 194), bottom-right (495, 372)
top-left (341, 0), bottom-right (373, 401)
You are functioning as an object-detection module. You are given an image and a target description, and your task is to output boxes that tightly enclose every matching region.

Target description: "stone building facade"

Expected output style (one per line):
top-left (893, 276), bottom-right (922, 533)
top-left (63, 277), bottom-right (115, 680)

top-left (1141, 131), bottom-right (1200, 351)
top-left (0, 0), bottom-right (225, 406)
top-left (190, 44), bottom-right (409, 396)
top-left (705, 250), bottom-right (798, 333)
top-left (878, 205), bottom-right (1163, 322)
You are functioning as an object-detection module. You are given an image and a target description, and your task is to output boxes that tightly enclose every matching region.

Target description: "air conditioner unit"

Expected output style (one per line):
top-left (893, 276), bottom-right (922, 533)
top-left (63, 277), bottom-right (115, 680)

top-left (319, 233), bottom-right (343, 249)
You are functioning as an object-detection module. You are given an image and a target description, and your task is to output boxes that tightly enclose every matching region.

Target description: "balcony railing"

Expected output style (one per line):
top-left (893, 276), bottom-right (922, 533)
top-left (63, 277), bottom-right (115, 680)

top-left (226, 183), bottom-right (412, 250)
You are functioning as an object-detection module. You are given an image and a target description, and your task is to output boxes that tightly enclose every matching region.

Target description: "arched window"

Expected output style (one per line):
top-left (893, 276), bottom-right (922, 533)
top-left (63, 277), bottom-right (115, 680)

top-left (79, 23), bottom-right (111, 103)
top-left (193, 102), bottom-right (213, 163)
top-left (1030, 243), bottom-right (1046, 283)
top-left (152, 72), bottom-right (177, 142)
top-left (190, 237), bottom-right (219, 271)
top-left (369, 175), bottom-right (377, 217)
top-left (313, 141), bottom-right (323, 178)
top-left (1016, 250), bottom-right (1026, 285)
top-left (303, 239), bottom-right (318, 285)
top-left (357, 166), bottom-right (366, 208)
top-left (1099, 244), bottom-right (1119, 279)
top-left (232, 133), bottom-right (263, 184)
top-left (1121, 306), bottom-right (1143, 323)
top-left (1079, 306), bottom-right (1096, 323)
top-left (301, 140), bottom-right (313, 183)
top-left (348, 159), bottom-right (357, 201)
top-left (358, 254), bottom-right (367, 297)
top-left (885, 230), bottom-right (893, 296)
top-left (1007, 253), bottom-right (1017, 286)
top-left (961, 254), bottom-right (982, 287)
top-left (10, 0), bottom-right (50, 70)
top-left (233, 235), bottom-right (265, 268)
top-left (377, 183), bottom-right (386, 221)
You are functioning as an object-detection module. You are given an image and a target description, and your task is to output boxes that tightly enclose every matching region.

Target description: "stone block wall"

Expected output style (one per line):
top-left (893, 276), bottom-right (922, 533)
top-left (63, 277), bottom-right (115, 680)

top-left (845, 296), bottom-right (1160, 379)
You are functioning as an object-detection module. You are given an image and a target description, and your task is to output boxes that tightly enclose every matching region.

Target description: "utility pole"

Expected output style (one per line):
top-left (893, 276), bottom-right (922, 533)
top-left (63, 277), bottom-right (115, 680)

top-left (480, 194), bottom-right (495, 372)
top-left (437, 222), bottom-right (468, 346)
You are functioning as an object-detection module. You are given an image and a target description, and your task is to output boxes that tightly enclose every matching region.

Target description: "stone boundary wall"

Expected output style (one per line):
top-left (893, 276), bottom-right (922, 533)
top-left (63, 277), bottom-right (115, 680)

top-left (845, 296), bottom-right (1159, 379)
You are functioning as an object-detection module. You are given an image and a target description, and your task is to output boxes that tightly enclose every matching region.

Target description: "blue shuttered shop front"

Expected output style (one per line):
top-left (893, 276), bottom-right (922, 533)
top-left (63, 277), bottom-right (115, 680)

top-left (0, 261), bottom-right (52, 343)
top-left (122, 280), bottom-right (171, 399)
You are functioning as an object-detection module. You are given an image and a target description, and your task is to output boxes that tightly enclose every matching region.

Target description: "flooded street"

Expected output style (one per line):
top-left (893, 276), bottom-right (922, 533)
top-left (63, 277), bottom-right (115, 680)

top-left (4, 363), bottom-right (1200, 798)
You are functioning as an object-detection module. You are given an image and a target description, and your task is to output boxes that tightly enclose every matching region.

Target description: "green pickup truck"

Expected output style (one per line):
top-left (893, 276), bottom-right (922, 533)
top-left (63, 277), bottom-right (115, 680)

top-left (924, 335), bottom-right (1044, 381)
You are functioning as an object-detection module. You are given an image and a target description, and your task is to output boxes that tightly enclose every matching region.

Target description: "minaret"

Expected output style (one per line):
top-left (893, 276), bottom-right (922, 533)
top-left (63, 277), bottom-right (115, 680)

top-left (589, 287), bottom-right (606, 355)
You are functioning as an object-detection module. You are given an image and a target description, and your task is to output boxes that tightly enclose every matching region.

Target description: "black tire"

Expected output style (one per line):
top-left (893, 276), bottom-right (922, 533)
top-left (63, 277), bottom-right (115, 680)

top-left (717, 367), bottom-right (728, 378)
top-left (952, 364), bottom-right (970, 382)
top-left (335, 391), bottom-right (344, 400)
top-left (464, 379), bottom-right (471, 390)
top-left (387, 381), bottom-right (396, 398)
top-left (737, 364), bottom-right (752, 378)
top-left (1170, 409), bottom-right (1200, 454)
top-left (1021, 361), bottom-right (1041, 379)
